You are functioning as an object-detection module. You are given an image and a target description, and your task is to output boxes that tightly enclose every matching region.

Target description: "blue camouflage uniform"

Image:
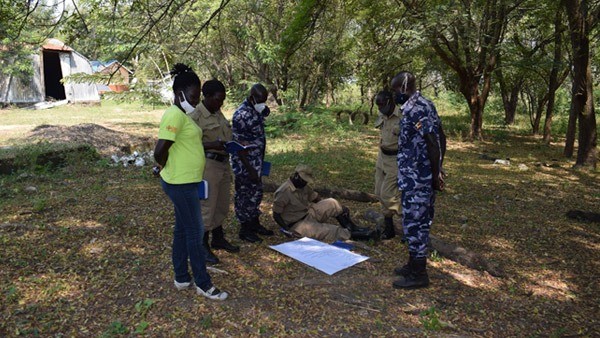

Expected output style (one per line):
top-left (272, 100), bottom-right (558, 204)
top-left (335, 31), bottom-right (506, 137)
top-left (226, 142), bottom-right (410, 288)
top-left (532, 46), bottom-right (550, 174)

top-left (397, 91), bottom-right (442, 259)
top-left (231, 99), bottom-right (269, 224)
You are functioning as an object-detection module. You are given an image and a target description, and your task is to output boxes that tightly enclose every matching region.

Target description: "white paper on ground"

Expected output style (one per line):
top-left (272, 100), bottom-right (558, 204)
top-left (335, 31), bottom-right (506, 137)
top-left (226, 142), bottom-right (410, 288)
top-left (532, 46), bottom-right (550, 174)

top-left (269, 237), bottom-right (369, 275)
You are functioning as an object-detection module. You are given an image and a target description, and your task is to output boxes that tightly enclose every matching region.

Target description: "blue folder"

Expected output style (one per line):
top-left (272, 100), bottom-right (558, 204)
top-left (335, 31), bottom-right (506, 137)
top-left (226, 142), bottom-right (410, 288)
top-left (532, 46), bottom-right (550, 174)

top-left (261, 161), bottom-right (271, 176)
top-left (198, 180), bottom-right (208, 200)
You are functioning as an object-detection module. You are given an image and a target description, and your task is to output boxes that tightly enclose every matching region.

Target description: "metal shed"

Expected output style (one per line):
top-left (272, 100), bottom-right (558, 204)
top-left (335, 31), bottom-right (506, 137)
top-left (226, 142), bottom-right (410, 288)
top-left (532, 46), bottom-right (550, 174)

top-left (0, 38), bottom-right (100, 106)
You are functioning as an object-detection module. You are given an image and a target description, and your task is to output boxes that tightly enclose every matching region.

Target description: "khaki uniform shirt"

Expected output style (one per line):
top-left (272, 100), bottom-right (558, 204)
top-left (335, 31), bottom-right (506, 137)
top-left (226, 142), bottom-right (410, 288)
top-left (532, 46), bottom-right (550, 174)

top-left (375, 106), bottom-right (401, 167)
top-left (376, 106), bottom-right (401, 152)
top-left (188, 102), bottom-right (232, 156)
top-left (273, 179), bottom-right (319, 225)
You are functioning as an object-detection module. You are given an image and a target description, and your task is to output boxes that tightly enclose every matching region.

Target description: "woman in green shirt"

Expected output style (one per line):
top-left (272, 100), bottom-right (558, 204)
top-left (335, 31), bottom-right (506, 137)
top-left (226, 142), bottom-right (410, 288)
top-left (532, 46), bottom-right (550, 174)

top-left (154, 64), bottom-right (228, 301)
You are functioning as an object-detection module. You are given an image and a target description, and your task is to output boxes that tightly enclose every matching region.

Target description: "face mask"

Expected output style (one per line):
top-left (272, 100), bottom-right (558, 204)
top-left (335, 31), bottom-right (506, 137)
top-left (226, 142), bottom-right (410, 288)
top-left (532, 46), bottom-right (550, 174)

top-left (254, 101), bottom-right (267, 113)
top-left (179, 92), bottom-right (196, 114)
top-left (291, 173), bottom-right (307, 188)
top-left (395, 93), bottom-right (409, 105)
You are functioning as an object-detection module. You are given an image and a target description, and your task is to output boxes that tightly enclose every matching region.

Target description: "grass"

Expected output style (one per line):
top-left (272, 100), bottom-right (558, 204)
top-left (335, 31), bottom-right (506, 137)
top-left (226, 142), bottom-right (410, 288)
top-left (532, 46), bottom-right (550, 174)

top-left (0, 101), bottom-right (165, 145)
top-left (0, 99), bottom-right (598, 336)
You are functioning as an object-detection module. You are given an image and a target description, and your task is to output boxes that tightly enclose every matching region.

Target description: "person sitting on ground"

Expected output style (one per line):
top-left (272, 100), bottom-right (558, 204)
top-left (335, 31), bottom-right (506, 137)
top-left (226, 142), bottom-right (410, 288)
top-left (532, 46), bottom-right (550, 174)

top-left (272, 164), bottom-right (379, 243)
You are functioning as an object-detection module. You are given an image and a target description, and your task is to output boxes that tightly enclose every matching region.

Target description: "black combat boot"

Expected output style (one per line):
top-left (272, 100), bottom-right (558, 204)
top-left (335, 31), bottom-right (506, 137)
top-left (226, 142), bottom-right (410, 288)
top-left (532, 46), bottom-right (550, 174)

top-left (239, 221), bottom-right (262, 243)
top-left (393, 256), bottom-right (413, 277)
top-left (392, 257), bottom-right (429, 289)
top-left (350, 228), bottom-right (380, 241)
top-left (211, 226), bottom-right (240, 253)
top-left (336, 207), bottom-right (380, 241)
top-left (381, 216), bottom-right (396, 240)
top-left (203, 232), bottom-right (220, 264)
top-left (252, 217), bottom-right (274, 236)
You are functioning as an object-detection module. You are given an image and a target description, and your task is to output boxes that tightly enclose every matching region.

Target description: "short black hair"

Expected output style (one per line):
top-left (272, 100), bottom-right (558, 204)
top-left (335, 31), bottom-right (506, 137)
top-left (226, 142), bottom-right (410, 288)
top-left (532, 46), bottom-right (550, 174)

top-left (170, 63), bottom-right (200, 93)
top-left (376, 90), bottom-right (393, 101)
top-left (202, 79), bottom-right (226, 97)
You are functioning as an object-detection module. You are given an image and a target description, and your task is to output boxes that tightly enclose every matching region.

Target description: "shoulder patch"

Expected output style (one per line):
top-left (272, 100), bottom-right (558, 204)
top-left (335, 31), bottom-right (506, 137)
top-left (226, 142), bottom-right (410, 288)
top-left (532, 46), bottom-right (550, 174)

top-left (166, 125), bottom-right (178, 133)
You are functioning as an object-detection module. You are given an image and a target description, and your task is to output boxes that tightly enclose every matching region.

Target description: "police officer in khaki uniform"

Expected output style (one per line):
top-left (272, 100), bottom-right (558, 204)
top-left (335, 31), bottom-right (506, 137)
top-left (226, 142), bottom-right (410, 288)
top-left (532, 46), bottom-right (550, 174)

top-left (272, 165), bottom-right (378, 243)
top-left (374, 91), bottom-right (402, 240)
top-left (188, 79), bottom-right (239, 264)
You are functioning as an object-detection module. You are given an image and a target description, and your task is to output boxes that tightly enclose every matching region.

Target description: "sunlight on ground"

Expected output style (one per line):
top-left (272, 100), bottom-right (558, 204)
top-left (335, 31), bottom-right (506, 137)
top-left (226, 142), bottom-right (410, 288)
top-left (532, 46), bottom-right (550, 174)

top-left (486, 238), bottom-right (516, 251)
top-left (55, 218), bottom-right (105, 230)
top-left (13, 274), bottom-right (83, 305)
top-left (523, 270), bottom-right (576, 300)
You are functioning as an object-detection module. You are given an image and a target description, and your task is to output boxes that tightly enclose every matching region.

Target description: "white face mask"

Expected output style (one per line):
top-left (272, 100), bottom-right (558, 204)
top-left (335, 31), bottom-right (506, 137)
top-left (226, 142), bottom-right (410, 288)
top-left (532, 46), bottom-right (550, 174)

top-left (254, 102), bottom-right (267, 113)
top-left (179, 92), bottom-right (196, 114)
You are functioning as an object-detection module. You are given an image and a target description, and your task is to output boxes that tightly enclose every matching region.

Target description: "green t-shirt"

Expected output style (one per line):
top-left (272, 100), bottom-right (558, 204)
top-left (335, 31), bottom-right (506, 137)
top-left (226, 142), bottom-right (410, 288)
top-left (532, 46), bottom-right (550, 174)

top-left (158, 105), bottom-right (205, 184)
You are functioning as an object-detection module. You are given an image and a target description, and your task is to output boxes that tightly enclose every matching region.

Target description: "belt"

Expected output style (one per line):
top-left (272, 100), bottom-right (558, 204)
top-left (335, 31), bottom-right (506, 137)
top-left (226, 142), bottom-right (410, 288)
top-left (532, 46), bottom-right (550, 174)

top-left (206, 152), bottom-right (229, 162)
top-left (380, 147), bottom-right (398, 156)
top-left (289, 214), bottom-right (307, 226)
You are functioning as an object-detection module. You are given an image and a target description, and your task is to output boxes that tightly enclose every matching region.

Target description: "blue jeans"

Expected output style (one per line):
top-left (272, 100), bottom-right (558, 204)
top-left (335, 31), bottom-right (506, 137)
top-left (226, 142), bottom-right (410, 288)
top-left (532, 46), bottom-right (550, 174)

top-left (161, 179), bottom-right (212, 290)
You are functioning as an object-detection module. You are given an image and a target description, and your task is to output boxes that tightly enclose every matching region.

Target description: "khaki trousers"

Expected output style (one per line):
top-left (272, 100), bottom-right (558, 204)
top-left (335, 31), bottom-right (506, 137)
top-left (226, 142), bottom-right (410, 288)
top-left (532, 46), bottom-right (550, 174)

top-left (291, 198), bottom-right (350, 243)
top-left (200, 158), bottom-right (232, 232)
top-left (375, 152), bottom-right (401, 218)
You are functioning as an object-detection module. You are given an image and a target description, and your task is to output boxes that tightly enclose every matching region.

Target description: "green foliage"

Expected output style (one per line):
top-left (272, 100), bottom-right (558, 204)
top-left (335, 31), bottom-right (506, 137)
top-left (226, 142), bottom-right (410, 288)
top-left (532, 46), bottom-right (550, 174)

top-left (199, 315), bottom-right (212, 329)
top-left (134, 298), bottom-right (155, 317)
top-left (0, 1), bottom-right (62, 81)
top-left (2, 142), bottom-right (99, 174)
top-left (4, 285), bottom-right (19, 303)
top-left (102, 321), bottom-right (129, 336)
top-left (1, 0), bottom-right (598, 144)
top-left (419, 307), bottom-right (443, 331)
top-left (429, 250), bottom-right (442, 262)
top-left (102, 80), bottom-right (169, 107)
top-left (134, 321), bottom-right (149, 335)
top-left (32, 198), bottom-right (48, 213)
top-left (266, 105), bottom-right (366, 139)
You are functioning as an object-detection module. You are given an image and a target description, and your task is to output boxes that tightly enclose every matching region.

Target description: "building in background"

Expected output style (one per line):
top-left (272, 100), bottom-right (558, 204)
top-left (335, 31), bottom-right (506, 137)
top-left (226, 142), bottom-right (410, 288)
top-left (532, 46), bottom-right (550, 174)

top-left (0, 38), bottom-right (100, 107)
top-left (90, 60), bottom-right (132, 94)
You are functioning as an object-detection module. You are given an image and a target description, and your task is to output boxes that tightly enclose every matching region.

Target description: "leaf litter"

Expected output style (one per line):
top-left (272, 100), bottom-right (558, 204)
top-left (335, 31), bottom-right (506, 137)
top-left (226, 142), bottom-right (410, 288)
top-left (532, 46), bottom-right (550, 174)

top-left (0, 127), bottom-right (599, 336)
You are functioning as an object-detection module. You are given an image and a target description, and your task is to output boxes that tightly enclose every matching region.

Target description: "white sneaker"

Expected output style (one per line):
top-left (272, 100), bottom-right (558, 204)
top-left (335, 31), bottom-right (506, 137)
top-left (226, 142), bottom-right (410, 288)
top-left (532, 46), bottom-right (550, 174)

top-left (174, 280), bottom-right (191, 290)
top-left (196, 285), bottom-right (228, 301)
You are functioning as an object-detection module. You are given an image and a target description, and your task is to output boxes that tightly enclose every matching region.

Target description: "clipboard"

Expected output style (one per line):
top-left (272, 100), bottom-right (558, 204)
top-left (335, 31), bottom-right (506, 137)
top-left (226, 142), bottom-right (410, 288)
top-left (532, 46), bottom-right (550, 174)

top-left (198, 180), bottom-right (209, 200)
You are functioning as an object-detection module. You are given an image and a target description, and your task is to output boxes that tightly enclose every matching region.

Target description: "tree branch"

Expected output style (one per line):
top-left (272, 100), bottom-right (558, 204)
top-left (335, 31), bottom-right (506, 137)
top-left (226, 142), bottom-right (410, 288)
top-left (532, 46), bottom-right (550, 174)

top-left (181, 0), bottom-right (232, 55)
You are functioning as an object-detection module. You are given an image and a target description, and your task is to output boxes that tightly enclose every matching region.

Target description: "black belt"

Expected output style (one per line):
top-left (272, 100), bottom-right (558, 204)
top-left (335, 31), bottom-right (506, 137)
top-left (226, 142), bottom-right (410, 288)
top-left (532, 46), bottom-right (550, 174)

top-left (206, 152), bottom-right (229, 162)
top-left (289, 214), bottom-right (307, 226)
top-left (380, 147), bottom-right (398, 156)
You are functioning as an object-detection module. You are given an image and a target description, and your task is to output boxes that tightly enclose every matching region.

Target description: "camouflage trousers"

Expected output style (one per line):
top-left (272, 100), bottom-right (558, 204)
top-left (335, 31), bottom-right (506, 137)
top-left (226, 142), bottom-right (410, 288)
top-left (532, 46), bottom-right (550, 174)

top-left (234, 176), bottom-right (263, 224)
top-left (401, 187), bottom-right (436, 259)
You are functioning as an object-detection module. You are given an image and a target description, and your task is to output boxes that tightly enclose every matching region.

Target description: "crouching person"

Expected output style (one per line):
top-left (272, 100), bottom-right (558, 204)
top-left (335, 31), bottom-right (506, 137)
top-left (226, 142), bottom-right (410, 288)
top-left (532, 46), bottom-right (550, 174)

top-left (272, 165), bottom-right (379, 242)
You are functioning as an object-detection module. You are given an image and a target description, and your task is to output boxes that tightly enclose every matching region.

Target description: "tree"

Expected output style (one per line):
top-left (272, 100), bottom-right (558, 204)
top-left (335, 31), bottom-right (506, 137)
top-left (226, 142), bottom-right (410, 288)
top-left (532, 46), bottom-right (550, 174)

top-left (543, 7), bottom-right (569, 144)
top-left (402, 0), bottom-right (523, 140)
top-left (563, 0), bottom-right (598, 168)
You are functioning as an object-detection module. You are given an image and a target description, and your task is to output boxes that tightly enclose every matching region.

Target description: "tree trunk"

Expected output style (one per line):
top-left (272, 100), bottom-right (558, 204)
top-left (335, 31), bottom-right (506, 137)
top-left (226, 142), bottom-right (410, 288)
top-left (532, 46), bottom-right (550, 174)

top-left (269, 86), bottom-right (282, 106)
top-left (299, 80), bottom-right (309, 110)
top-left (543, 10), bottom-right (565, 144)
top-left (2, 73), bottom-right (13, 107)
top-left (564, 100), bottom-right (578, 158)
top-left (564, 0), bottom-right (597, 168)
top-left (532, 100), bottom-right (546, 135)
top-left (464, 81), bottom-right (484, 141)
top-left (497, 68), bottom-right (521, 125)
